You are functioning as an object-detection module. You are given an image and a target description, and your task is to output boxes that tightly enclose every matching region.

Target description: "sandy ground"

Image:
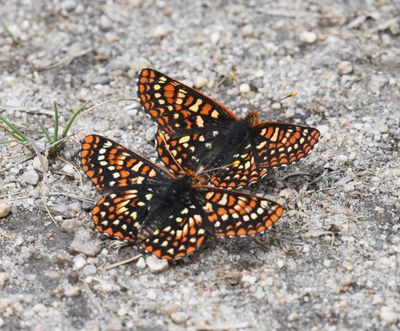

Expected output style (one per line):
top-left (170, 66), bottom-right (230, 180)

top-left (0, 1), bottom-right (399, 330)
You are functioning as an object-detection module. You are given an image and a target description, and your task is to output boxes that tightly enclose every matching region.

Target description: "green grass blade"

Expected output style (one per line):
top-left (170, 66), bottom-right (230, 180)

top-left (34, 118), bottom-right (52, 143)
top-left (61, 100), bottom-right (90, 138)
top-left (0, 114), bottom-right (30, 143)
top-left (53, 101), bottom-right (59, 142)
top-left (0, 18), bottom-right (19, 44)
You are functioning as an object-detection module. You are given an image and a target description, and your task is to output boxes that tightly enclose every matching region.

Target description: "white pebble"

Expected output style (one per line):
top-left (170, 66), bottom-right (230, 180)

top-left (337, 61), bottom-right (353, 75)
top-left (146, 255), bottom-right (169, 273)
top-left (271, 102), bottom-right (281, 110)
top-left (193, 76), bottom-right (208, 89)
top-left (380, 306), bottom-right (399, 324)
top-left (0, 273), bottom-right (9, 289)
top-left (73, 255), bottom-right (86, 270)
top-left (136, 257), bottom-right (146, 269)
top-left (210, 32), bottom-right (220, 44)
top-left (62, 163), bottom-right (75, 176)
top-left (170, 312), bottom-right (189, 324)
top-left (153, 25), bottom-right (168, 38)
top-left (0, 201), bottom-right (11, 219)
top-left (239, 83), bottom-right (250, 93)
top-left (82, 264), bottom-right (97, 276)
top-left (300, 31), bottom-right (317, 44)
top-left (284, 108), bottom-right (296, 119)
top-left (21, 170), bottom-right (40, 185)
top-left (242, 24), bottom-right (254, 36)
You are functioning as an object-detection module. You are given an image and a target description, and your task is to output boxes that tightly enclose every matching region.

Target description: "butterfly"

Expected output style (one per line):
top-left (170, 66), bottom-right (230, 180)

top-left (81, 134), bottom-right (283, 261)
top-left (137, 68), bottom-right (320, 189)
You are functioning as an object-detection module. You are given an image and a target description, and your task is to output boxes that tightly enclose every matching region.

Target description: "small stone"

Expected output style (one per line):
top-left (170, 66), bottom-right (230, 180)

top-left (239, 83), bottom-right (250, 94)
top-left (242, 24), bottom-right (254, 36)
top-left (171, 312), bottom-right (189, 324)
top-left (284, 108), bottom-right (295, 119)
top-left (61, 218), bottom-right (82, 233)
top-left (82, 200), bottom-right (94, 212)
top-left (21, 170), bottom-right (40, 185)
top-left (99, 15), bottom-right (112, 31)
top-left (337, 61), bottom-right (353, 75)
top-left (241, 274), bottom-right (257, 287)
top-left (277, 260), bottom-right (285, 268)
top-left (210, 32), bottom-right (220, 44)
top-left (83, 264), bottom-right (97, 276)
top-left (380, 306), bottom-right (399, 324)
top-left (288, 312), bottom-right (299, 321)
top-left (255, 69), bottom-right (264, 78)
top-left (72, 255), bottom-right (86, 270)
top-left (393, 169), bottom-right (400, 177)
top-left (146, 255), bottom-right (169, 273)
top-left (323, 259), bottom-right (331, 267)
top-left (153, 25), bottom-right (168, 38)
top-left (61, 163), bottom-right (75, 176)
top-left (136, 257), bottom-right (146, 269)
top-left (69, 230), bottom-right (101, 257)
top-left (193, 76), bottom-right (208, 89)
top-left (300, 31), bottom-right (317, 44)
top-left (0, 272), bottom-right (9, 289)
top-left (0, 201), bottom-right (11, 219)
top-left (63, 284), bottom-right (81, 297)
top-left (271, 102), bottom-right (281, 110)
top-left (377, 123), bottom-right (388, 134)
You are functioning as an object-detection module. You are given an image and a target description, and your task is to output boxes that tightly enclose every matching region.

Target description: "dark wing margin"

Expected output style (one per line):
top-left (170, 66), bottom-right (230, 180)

top-left (196, 186), bottom-right (284, 237)
top-left (252, 122), bottom-right (320, 173)
top-left (137, 68), bottom-right (237, 134)
top-left (81, 134), bottom-right (172, 190)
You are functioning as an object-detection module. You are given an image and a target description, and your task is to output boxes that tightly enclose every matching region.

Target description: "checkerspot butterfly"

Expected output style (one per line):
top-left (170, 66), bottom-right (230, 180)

top-left (138, 68), bottom-right (320, 188)
top-left (81, 134), bottom-right (283, 261)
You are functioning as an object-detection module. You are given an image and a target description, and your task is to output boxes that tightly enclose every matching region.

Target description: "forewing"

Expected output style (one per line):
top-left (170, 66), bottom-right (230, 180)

top-left (198, 186), bottom-right (283, 237)
top-left (252, 123), bottom-right (320, 171)
top-left (140, 203), bottom-right (206, 261)
top-left (92, 189), bottom-right (152, 242)
top-left (137, 68), bottom-right (237, 133)
top-left (81, 134), bottom-right (171, 190)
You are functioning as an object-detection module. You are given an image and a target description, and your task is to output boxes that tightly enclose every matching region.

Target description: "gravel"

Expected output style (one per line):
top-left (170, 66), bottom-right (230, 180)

top-left (0, 1), bottom-right (399, 330)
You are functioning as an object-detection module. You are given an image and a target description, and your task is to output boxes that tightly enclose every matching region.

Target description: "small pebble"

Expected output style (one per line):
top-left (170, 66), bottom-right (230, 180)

top-left (69, 229), bottom-right (101, 257)
top-left (82, 264), bottom-right (97, 276)
top-left (153, 25), bottom-right (168, 38)
top-left (171, 312), bottom-right (189, 324)
top-left (284, 108), bottom-right (295, 119)
top-left (210, 32), bottom-right (220, 44)
top-left (380, 306), bottom-right (399, 324)
top-left (61, 218), bottom-right (82, 233)
top-left (242, 24), bottom-right (254, 36)
top-left (241, 274), bottom-right (257, 287)
top-left (63, 284), bottom-right (81, 297)
top-left (146, 255), bottom-right (169, 273)
top-left (136, 257), bottom-right (146, 270)
top-left (300, 31), bottom-right (317, 44)
top-left (271, 102), bottom-right (281, 110)
top-left (99, 15), bottom-right (112, 31)
top-left (61, 164), bottom-right (75, 176)
top-left (337, 61), bottom-right (353, 75)
top-left (193, 76), bottom-right (208, 89)
top-left (21, 170), bottom-right (40, 185)
top-left (73, 255), bottom-right (86, 270)
top-left (288, 312), bottom-right (299, 321)
top-left (0, 201), bottom-right (11, 219)
top-left (239, 83), bottom-right (250, 94)
top-left (377, 123), bottom-right (388, 134)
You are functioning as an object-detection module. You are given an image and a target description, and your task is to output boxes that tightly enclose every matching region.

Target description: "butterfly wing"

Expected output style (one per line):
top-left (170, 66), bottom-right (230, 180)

top-left (92, 189), bottom-right (153, 242)
top-left (81, 134), bottom-right (172, 190)
top-left (140, 202), bottom-right (206, 261)
top-left (197, 186), bottom-right (284, 237)
top-left (137, 68), bottom-right (237, 134)
top-left (252, 122), bottom-right (320, 175)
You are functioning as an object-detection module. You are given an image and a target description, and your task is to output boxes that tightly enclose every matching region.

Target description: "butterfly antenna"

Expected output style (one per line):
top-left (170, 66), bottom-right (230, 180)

top-left (201, 160), bottom-right (241, 175)
top-left (230, 71), bottom-right (244, 98)
top-left (280, 91), bottom-right (298, 102)
top-left (159, 131), bottom-right (185, 174)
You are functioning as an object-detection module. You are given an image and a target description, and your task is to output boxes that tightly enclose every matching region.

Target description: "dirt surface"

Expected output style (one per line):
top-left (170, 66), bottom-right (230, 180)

top-left (1, 1), bottom-right (399, 330)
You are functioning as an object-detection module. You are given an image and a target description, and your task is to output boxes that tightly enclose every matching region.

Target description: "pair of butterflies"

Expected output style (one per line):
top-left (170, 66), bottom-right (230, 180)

top-left (81, 69), bottom-right (320, 261)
